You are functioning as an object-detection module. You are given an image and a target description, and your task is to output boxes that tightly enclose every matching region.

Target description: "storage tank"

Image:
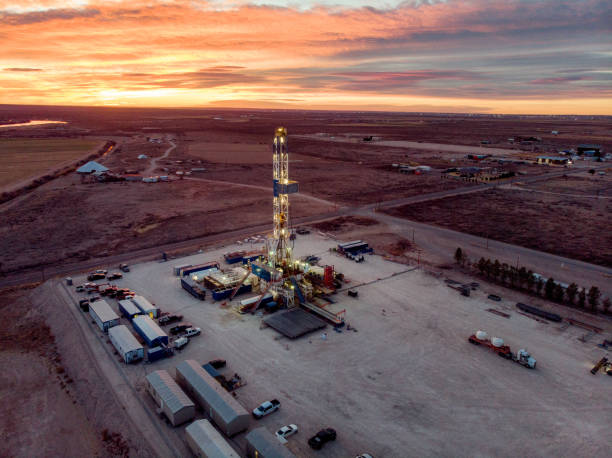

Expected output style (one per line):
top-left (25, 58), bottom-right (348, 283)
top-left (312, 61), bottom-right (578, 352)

top-left (476, 330), bottom-right (487, 340)
top-left (491, 337), bottom-right (504, 347)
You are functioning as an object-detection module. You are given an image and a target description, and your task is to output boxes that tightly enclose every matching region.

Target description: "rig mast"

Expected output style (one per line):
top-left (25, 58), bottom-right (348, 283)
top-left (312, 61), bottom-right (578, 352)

top-left (268, 127), bottom-right (298, 267)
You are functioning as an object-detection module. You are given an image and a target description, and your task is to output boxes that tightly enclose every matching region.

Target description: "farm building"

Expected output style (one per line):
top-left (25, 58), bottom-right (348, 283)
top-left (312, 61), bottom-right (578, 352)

top-left (145, 370), bottom-right (195, 426)
top-left (175, 360), bottom-right (250, 437)
top-left (132, 315), bottom-right (168, 347)
top-left (76, 161), bottom-right (109, 174)
top-left (108, 325), bottom-right (144, 363)
top-left (185, 420), bottom-right (240, 458)
top-left (88, 299), bottom-right (120, 332)
top-left (118, 299), bottom-right (143, 320)
top-left (131, 295), bottom-right (159, 318)
top-left (245, 427), bottom-right (297, 458)
top-left (577, 144), bottom-right (601, 155)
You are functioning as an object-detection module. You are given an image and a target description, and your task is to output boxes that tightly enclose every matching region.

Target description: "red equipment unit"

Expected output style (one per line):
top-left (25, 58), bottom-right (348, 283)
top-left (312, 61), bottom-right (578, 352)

top-left (468, 334), bottom-right (512, 359)
top-left (324, 265), bottom-right (334, 289)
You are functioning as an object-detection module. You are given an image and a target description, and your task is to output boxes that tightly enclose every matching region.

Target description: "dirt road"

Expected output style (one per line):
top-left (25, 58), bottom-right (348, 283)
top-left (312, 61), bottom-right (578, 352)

top-left (143, 137), bottom-right (175, 176)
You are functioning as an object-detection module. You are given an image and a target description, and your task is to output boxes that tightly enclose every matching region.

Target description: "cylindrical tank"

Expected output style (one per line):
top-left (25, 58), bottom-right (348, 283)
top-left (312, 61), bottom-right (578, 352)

top-left (476, 330), bottom-right (488, 340)
top-left (491, 337), bottom-right (504, 347)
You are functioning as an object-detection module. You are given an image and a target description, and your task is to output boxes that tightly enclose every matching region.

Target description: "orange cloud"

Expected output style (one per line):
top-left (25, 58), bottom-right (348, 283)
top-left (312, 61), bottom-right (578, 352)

top-left (0, 0), bottom-right (610, 114)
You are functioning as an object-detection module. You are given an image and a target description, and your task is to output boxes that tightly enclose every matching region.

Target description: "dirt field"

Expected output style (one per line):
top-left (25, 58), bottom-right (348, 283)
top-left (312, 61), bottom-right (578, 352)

top-left (0, 285), bottom-right (109, 457)
top-left (60, 234), bottom-right (612, 457)
top-left (385, 173), bottom-right (612, 267)
top-left (0, 138), bottom-right (102, 189)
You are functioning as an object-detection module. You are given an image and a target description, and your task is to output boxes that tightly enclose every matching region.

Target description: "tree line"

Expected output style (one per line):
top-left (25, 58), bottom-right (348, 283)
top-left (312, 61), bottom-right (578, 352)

top-left (453, 247), bottom-right (609, 314)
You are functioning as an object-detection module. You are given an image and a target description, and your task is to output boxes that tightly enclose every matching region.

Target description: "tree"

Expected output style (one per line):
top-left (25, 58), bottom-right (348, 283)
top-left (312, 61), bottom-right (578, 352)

top-left (484, 259), bottom-right (492, 278)
top-left (553, 284), bottom-right (565, 303)
top-left (603, 298), bottom-right (611, 314)
top-left (577, 288), bottom-right (586, 308)
top-left (500, 263), bottom-right (509, 284)
top-left (526, 270), bottom-right (535, 292)
top-left (518, 267), bottom-right (528, 289)
top-left (492, 260), bottom-right (501, 280)
top-left (588, 286), bottom-right (601, 312)
top-left (565, 283), bottom-right (578, 305)
top-left (454, 247), bottom-right (464, 265)
top-left (544, 278), bottom-right (556, 300)
top-left (535, 278), bottom-right (544, 296)
top-left (477, 257), bottom-right (487, 275)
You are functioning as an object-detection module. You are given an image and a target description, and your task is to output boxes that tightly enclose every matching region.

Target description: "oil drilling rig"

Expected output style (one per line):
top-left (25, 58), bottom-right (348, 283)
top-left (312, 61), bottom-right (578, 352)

top-left (267, 126), bottom-right (298, 267)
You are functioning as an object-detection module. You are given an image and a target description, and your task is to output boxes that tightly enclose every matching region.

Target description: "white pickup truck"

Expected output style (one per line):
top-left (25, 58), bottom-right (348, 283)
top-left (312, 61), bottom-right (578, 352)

top-left (252, 399), bottom-right (280, 419)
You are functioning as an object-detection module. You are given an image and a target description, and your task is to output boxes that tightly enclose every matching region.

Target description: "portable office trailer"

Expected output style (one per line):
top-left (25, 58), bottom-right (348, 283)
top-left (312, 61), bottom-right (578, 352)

top-left (132, 315), bottom-right (168, 347)
top-left (185, 420), bottom-right (241, 458)
top-left (131, 295), bottom-right (159, 318)
top-left (175, 360), bottom-right (250, 436)
top-left (118, 299), bottom-right (143, 320)
top-left (88, 299), bottom-right (120, 332)
top-left (145, 370), bottom-right (195, 426)
top-left (245, 427), bottom-right (297, 458)
top-left (108, 325), bottom-right (144, 363)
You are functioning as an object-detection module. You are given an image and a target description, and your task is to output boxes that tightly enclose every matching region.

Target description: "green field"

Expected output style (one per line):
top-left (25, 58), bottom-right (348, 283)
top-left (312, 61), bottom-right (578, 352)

top-left (0, 138), bottom-right (102, 189)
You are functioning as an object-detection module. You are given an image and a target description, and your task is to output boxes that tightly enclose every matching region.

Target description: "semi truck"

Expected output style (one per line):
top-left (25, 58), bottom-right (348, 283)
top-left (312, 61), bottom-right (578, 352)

top-left (469, 330), bottom-right (536, 369)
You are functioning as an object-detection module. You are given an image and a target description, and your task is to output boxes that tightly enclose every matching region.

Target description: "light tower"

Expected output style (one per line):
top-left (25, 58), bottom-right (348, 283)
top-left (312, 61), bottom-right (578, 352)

top-left (268, 127), bottom-right (298, 267)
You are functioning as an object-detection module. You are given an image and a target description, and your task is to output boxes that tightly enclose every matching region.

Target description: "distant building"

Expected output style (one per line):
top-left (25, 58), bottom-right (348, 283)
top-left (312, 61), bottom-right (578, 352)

top-left (577, 144), bottom-right (601, 156)
top-left (537, 156), bottom-right (570, 166)
top-left (76, 161), bottom-right (109, 174)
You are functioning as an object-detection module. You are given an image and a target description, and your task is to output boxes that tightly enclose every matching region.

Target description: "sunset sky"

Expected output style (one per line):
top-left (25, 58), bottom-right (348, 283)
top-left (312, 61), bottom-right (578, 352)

top-left (1, 0), bottom-right (610, 114)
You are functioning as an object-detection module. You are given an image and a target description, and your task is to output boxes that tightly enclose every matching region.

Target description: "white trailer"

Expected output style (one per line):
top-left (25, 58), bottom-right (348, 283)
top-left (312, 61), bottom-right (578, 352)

top-left (108, 325), bottom-right (144, 363)
top-left (88, 299), bottom-right (120, 333)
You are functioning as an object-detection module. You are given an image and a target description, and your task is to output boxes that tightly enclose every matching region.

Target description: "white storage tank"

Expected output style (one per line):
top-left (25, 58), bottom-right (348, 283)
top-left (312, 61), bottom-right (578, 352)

top-left (491, 337), bottom-right (504, 347)
top-left (476, 330), bottom-right (487, 340)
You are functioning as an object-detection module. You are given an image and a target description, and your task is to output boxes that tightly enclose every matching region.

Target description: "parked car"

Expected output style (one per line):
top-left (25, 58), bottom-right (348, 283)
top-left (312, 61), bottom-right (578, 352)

top-left (119, 263), bottom-right (130, 272)
top-left (89, 295), bottom-right (101, 302)
top-left (87, 272), bottom-right (106, 281)
top-left (94, 269), bottom-right (108, 275)
top-left (356, 454), bottom-right (373, 458)
top-left (78, 299), bottom-right (89, 311)
top-left (107, 272), bottom-right (123, 280)
top-left (488, 294), bottom-right (502, 302)
top-left (158, 314), bottom-right (183, 325)
top-left (308, 428), bottom-right (336, 450)
top-left (174, 337), bottom-right (189, 350)
top-left (169, 322), bottom-right (193, 335)
top-left (182, 327), bottom-right (201, 338)
top-left (75, 285), bottom-right (85, 292)
top-left (252, 399), bottom-right (281, 419)
top-left (276, 424), bottom-right (298, 440)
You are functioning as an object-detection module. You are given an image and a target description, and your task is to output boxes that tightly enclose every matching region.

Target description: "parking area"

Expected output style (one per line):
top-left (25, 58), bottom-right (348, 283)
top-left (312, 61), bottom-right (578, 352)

top-left (66, 233), bottom-right (611, 457)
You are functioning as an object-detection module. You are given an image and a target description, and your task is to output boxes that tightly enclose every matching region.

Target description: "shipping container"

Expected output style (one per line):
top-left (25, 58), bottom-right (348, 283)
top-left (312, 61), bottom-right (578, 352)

top-left (181, 277), bottom-right (206, 300)
top-left (108, 325), bottom-right (144, 363)
top-left (132, 315), bottom-right (168, 347)
top-left (245, 427), bottom-right (297, 458)
top-left (118, 299), bottom-right (143, 320)
top-left (89, 299), bottom-right (120, 333)
top-left (176, 360), bottom-right (250, 437)
top-left (131, 295), bottom-right (159, 318)
top-left (147, 346), bottom-right (167, 362)
top-left (186, 420), bottom-right (241, 458)
top-left (224, 251), bottom-right (246, 264)
top-left (145, 370), bottom-right (195, 426)
top-left (182, 262), bottom-right (220, 277)
top-left (174, 264), bottom-right (192, 276)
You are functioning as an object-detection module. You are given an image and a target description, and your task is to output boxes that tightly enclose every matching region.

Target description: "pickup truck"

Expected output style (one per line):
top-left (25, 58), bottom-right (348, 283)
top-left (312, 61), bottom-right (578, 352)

top-left (252, 399), bottom-right (280, 419)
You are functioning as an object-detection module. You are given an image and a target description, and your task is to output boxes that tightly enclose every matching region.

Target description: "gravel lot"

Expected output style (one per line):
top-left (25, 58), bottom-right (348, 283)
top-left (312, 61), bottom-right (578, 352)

top-left (67, 233), bottom-right (612, 458)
